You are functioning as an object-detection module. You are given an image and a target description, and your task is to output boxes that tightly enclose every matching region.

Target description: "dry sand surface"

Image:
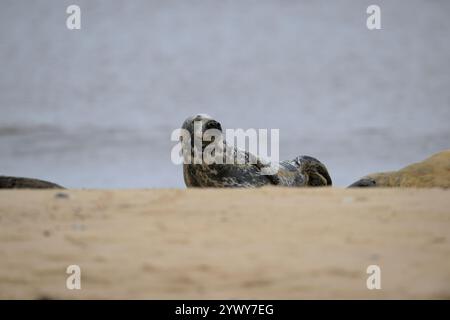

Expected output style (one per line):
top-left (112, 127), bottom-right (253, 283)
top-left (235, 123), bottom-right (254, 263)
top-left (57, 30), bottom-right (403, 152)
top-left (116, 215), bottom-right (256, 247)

top-left (0, 188), bottom-right (449, 299)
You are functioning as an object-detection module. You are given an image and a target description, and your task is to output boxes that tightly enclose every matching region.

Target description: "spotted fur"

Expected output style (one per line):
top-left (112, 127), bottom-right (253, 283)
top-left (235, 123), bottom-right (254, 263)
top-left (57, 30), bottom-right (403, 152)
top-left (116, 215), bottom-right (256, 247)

top-left (181, 114), bottom-right (332, 188)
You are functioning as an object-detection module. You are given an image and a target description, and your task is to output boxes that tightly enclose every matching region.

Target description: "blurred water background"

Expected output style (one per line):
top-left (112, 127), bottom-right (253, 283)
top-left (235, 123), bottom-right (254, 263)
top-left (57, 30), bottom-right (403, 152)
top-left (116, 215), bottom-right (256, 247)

top-left (0, 0), bottom-right (449, 188)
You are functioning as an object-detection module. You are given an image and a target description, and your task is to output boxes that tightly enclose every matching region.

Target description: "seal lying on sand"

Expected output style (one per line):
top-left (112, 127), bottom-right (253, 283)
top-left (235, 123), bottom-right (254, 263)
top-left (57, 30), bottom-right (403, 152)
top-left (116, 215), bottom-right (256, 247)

top-left (180, 114), bottom-right (332, 188)
top-left (0, 176), bottom-right (63, 189)
top-left (349, 150), bottom-right (450, 188)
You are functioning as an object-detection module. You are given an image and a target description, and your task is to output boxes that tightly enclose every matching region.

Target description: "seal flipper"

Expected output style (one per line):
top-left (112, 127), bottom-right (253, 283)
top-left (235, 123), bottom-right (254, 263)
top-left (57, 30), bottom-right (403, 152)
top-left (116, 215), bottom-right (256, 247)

top-left (294, 156), bottom-right (332, 186)
top-left (308, 171), bottom-right (329, 186)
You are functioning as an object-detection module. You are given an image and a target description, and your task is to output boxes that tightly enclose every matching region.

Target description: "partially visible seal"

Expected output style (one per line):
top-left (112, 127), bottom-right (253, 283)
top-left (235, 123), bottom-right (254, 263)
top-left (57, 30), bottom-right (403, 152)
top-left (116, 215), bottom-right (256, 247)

top-left (349, 150), bottom-right (450, 188)
top-left (180, 114), bottom-right (332, 188)
top-left (0, 176), bottom-right (63, 189)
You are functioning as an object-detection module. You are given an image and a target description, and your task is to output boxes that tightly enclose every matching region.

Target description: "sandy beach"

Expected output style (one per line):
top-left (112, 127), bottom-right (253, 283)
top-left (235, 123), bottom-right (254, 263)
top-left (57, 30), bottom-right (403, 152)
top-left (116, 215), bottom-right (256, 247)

top-left (1, 0), bottom-right (449, 304)
top-left (2, 1), bottom-right (449, 189)
top-left (0, 187), bottom-right (449, 299)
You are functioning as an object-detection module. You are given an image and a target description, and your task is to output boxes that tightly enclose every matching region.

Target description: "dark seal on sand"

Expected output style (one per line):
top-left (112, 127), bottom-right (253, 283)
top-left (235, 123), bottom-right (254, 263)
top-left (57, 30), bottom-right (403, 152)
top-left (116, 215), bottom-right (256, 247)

top-left (0, 176), bottom-right (63, 189)
top-left (180, 114), bottom-right (332, 188)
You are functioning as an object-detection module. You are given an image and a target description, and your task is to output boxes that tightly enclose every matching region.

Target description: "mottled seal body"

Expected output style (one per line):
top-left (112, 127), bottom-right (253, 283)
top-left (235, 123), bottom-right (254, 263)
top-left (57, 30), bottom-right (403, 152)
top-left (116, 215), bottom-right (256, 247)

top-left (181, 114), bottom-right (332, 188)
top-left (184, 163), bottom-right (272, 188)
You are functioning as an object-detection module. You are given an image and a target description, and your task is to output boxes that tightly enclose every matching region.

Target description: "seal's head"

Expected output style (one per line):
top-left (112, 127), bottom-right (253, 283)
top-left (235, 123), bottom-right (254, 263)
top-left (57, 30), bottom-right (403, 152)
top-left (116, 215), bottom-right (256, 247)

top-left (181, 114), bottom-right (223, 149)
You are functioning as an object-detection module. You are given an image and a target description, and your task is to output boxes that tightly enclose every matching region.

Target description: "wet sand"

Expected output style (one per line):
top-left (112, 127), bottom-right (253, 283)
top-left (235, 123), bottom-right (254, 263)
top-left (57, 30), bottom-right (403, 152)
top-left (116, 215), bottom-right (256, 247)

top-left (0, 188), bottom-right (449, 299)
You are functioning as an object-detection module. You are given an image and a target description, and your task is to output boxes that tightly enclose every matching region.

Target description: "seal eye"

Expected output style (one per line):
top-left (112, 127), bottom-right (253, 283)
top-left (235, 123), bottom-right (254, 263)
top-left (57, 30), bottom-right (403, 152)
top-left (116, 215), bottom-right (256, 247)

top-left (205, 120), bottom-right (222, 131)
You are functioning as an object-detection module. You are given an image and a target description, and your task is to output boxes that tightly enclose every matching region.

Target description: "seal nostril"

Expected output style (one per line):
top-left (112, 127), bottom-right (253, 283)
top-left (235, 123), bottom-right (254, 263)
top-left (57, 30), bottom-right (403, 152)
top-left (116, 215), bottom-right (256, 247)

top-left (205, 120), bottom-right (222, 131)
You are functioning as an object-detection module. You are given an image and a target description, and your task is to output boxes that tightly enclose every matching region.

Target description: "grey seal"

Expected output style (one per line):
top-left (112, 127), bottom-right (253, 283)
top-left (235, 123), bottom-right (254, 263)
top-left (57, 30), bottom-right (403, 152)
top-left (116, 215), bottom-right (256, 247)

top-left (348, 149), bottom-right (450, 188)
top-left (180, 114), bottom-right (332, 188)
top-left (0, 176), bottom-right (63, 189)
